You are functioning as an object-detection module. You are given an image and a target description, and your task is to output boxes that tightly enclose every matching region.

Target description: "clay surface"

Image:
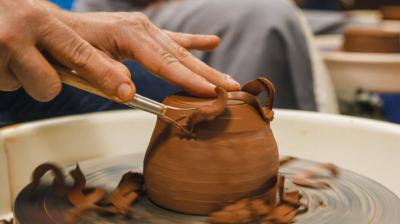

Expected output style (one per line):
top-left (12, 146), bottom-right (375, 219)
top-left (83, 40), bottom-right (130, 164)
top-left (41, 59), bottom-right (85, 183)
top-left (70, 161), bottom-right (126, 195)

top-left (144, 78), bottom-right (279, 215)
top-left (342, 27), bottom-right (400, 53)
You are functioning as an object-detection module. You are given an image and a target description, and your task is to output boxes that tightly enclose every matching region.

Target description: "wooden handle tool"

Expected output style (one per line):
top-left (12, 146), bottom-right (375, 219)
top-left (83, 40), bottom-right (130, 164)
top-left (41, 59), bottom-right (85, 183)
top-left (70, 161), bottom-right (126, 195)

top-left (54, 65), bottom-right (194, 134)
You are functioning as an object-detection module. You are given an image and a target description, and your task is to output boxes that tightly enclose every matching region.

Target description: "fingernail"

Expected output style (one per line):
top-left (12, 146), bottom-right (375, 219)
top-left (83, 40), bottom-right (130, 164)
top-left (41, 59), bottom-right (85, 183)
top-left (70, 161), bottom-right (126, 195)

top-left (226, 74), bottom-right (233, 79)
top-left (117, 83), bottom-right (133, 101)
top-left (208, 82), bottom-right (217, 88)
top-left (227, 76), bottom-right (240, 89)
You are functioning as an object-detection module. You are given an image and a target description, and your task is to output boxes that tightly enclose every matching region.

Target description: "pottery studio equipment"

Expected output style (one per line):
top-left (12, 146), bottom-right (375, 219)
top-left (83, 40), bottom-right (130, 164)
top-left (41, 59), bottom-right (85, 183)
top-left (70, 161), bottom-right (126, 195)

top-left (57, 67), bottom-right (281, 214)
top-left (9, 110), bottom-right (400, 224)
top-left (8, 74), bottom-right (400, 223)
top-left (320, 26), bottom-right (400, 93)
top-left (382, 5), bottom-right (400, 21)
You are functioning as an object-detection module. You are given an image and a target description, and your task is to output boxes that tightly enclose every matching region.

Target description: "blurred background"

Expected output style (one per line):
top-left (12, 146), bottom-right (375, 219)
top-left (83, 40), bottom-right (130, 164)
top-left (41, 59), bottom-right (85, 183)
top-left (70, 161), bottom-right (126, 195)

top-left (297, 0), bottom-right (400, 124)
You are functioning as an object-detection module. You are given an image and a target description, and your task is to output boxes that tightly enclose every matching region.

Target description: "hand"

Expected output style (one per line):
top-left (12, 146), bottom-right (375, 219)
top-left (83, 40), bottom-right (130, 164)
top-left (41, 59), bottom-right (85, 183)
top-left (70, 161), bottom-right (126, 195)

top-left (54, 11), bottom-right (241, 97)
top-left (0, 0), bottom-right (134, 102)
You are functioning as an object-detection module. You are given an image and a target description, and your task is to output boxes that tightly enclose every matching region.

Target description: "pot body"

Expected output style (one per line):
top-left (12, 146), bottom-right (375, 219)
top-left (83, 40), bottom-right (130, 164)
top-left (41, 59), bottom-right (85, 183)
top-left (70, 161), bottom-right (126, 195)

top-left (144, 93), bottom-right (279, 215)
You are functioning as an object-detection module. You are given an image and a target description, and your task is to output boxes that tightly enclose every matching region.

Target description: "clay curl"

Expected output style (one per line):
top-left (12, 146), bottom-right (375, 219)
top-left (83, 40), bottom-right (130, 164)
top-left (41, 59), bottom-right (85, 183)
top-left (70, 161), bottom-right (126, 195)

top-left (186, 86), bottom-right (228, 132)
top-left (210, 176), bottom-right (307, 224)
top-left (29, 163), bottom-right (144, 224)
top-left (292, 163), bottom-right (339, 189)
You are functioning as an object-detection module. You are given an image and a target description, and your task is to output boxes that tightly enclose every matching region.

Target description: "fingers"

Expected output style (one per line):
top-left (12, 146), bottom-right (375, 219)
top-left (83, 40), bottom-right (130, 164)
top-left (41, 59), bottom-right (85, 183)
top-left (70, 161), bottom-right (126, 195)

top-left (150, 26), bottom-right (240, 92)
top-left (39, 18), bottom-right (135, 102)
top-left (0, 69), bottom-right (20, 91)
top-left (130, 32), bottom-right (217, 96)
top-left (8, 47), bottom-right (61, 102)
top-left (164, 30), bottom-right (221, 51)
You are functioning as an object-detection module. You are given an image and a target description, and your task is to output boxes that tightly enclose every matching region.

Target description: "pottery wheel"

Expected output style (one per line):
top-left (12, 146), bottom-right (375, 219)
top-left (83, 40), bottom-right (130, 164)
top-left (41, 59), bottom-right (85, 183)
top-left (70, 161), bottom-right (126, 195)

top-left (15, 152), bottom-right (400, 224)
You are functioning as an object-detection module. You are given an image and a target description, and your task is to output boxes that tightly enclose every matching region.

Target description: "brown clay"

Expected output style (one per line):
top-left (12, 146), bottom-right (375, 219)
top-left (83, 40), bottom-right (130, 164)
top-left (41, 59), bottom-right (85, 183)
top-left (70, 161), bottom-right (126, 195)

top-left (144, 78), bottom-right (279, 215)
top-left (210, 176), bottom-right (306, 224)
top-left (342, 27), bottom-right (400, 53)
top-left (30, 163), bottom-right (144, 223)
top-left (292, 163), bottom-right (339, 189)
top-left (0, 219), bottom-right (13, 224)
top-left (382, 6), bottom-right (400, 20)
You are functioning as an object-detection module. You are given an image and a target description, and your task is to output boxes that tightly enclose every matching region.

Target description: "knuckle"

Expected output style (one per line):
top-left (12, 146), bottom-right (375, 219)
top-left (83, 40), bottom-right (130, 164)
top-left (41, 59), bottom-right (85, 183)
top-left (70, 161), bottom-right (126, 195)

top-left (98, 68), bottom-right (116, 89)
top-left (172, 32), bottom-right (192, 47)
top-left (67, 40), bottom-right (93, 68)
top-left (131, 12), bottom-right (149, 22)
top-left (175, 46), bottom-right (190, 61)
top-left (0, 78), bottom-right (20, 91)
top-left (157, 50), bottom-right (178, 74)
top-left (18, 5), bottom-right (47, 22)
top-left (113, 18), bottom-right (137, 29)
top-left (119, 64), bottom-right (131, 79)
top-left (128, 12), bottom-right (152, 30)
top-left (0, 31), bottom-right (14, 49)
top-left (180, 37), bottom-right (192, 48)
top-left (0, 68), bottom-right (21, 91)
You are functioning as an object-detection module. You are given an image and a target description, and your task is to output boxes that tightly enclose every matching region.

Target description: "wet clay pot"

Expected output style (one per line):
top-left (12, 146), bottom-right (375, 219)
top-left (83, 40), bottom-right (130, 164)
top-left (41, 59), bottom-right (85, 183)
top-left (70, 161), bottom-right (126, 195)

top-left (343, 27), bottom-right (400, 53)
top-left (143, 78), bottom-right (279, 215)
top-left (382, 6), bottom-right (400, 20)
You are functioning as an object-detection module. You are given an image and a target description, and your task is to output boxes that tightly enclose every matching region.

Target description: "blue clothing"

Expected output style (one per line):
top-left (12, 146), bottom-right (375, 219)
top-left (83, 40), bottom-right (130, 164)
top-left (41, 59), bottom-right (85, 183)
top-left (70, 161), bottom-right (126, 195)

top-left (49, 0), bottom-right (74, 10)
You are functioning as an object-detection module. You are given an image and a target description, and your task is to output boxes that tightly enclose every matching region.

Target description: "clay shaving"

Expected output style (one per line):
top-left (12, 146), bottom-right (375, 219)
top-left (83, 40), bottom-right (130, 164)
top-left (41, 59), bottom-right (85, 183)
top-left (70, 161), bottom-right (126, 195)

top-left (0, 219), bottom-right (13, 224)
top-left (210, 158), bottom-right (339, 224)
top-left (28, 158), bottom-right (339, 224)
top-left (292, 163), bottom-right (339, 189)
top-left (279, 157), bottom-right (339, 189)
top-left (210, 176), bottom-right (307, 224)
top-left (186, 86), bottom-right (228, 132)
top-left (30, 163), bottom-right (144, 224)
top-left (279, 156), bottom-right (298, 167)
top-left (241, 78), bottom-right (276, 121)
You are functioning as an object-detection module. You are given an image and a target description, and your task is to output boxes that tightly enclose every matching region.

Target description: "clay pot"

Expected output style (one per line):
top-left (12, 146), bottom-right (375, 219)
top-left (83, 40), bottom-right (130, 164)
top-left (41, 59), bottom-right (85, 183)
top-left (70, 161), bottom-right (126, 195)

top-left (342, 27), bottom-right (400, 53)
top-left (382, 6), bottom-right (400, 21)
top-left (143, 78), bottom-right (279, 215)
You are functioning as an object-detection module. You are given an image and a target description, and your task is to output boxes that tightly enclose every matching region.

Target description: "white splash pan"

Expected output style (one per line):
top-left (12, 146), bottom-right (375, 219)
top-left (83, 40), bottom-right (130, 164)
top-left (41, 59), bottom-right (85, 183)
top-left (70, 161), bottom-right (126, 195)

top-left (324, 51), bottom-right (400, 93)
top-left (315, 33), bottom-right (400, 93)
top-left (1, 109), bottom-right (400, 218)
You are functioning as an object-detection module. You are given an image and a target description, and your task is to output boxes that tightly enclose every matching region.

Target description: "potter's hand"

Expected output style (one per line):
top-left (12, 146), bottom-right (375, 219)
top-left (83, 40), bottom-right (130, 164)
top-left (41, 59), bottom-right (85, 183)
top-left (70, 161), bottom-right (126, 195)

top-left (0, 0), bottom-right (134, 102)
top-left (54, 11), bottom-right (240, 97)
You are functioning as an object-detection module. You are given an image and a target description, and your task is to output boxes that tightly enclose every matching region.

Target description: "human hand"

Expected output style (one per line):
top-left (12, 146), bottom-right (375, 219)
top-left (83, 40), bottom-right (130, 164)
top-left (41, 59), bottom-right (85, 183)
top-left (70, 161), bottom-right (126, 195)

top-left (54, 11), bottom-right (240, 97)
top-left (0, 0), bottom-right (134, 102)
